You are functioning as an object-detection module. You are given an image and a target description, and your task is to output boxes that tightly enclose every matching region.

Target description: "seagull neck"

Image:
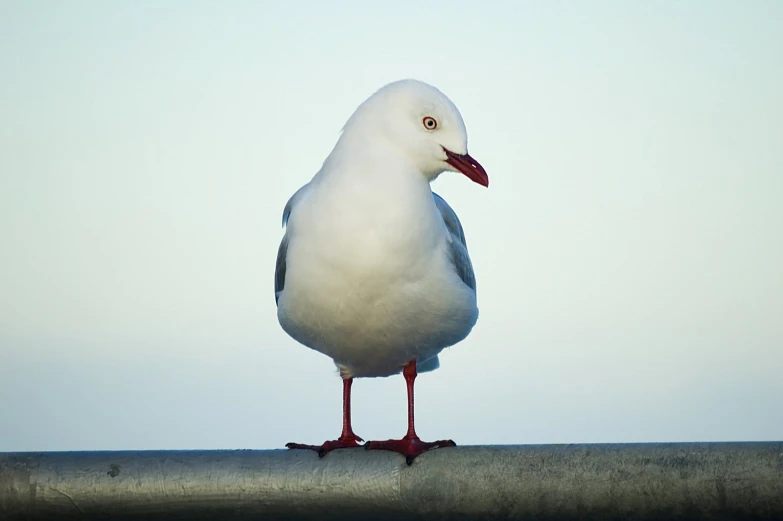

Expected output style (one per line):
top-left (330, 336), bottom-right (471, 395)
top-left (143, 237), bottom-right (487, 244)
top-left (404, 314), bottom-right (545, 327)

top-left (324, 134), bottom-right (424, 188)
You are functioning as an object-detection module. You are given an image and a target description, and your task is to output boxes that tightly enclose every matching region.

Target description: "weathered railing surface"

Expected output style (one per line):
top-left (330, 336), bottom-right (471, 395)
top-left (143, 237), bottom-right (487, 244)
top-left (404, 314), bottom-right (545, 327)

top-left (2, 443), bottom-right (782, 520)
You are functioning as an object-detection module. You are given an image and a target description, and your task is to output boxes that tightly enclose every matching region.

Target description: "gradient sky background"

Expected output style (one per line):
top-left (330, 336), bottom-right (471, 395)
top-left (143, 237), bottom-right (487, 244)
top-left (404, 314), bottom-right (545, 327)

top-left (1, 1), bottom-right (781, 452)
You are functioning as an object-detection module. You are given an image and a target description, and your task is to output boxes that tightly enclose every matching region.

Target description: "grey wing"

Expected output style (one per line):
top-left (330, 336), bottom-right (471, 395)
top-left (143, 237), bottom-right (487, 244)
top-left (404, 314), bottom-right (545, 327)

top-left (433, 192), bottom-right (476, 291)
top-left (274, 234), bottom-right (287, 306)
top-left (275, 184), bottom-right (309, 306)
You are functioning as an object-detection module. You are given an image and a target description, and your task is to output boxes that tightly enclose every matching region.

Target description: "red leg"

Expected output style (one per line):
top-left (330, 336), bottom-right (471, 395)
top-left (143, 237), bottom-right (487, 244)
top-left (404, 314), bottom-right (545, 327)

top-left (286, 377), bottom-right (363, 457)
top-left (365, 360), bottom-right (456, 464)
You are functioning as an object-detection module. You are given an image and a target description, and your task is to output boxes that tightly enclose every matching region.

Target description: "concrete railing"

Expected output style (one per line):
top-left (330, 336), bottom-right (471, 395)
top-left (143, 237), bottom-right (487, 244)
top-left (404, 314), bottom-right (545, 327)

top-left (2, 442), bottom-right (782, 520)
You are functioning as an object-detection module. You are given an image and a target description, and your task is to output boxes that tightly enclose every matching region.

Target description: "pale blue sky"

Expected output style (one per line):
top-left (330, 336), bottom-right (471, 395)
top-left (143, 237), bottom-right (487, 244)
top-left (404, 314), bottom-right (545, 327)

top-left (1, 1), bottom-right (781, 451)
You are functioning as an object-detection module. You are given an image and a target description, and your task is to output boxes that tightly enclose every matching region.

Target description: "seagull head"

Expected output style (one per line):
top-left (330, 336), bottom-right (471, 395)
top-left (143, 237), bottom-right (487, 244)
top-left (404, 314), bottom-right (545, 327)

top-left (341, 79), bottom-right (489, 187)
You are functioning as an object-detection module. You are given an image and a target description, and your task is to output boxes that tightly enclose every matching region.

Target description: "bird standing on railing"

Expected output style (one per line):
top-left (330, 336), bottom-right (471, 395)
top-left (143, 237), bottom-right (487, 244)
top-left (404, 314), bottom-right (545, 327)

top-left (275, 79), bottom-right (488, 464)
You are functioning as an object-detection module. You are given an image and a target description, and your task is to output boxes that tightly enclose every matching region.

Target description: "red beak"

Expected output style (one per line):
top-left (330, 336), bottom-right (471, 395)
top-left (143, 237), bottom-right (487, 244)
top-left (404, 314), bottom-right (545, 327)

top-left (444, 148), bottom-right (489, 187)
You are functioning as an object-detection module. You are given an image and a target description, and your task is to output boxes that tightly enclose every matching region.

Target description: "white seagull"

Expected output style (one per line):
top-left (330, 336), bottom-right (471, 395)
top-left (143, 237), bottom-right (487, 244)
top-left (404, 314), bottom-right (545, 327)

top-left (275, 79), bottom-right (488, 464)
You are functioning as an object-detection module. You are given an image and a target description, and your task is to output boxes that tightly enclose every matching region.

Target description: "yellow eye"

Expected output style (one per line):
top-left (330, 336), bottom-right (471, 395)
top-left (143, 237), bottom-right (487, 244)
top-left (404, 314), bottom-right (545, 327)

top-left (422, 116), bottom-right (437, 130)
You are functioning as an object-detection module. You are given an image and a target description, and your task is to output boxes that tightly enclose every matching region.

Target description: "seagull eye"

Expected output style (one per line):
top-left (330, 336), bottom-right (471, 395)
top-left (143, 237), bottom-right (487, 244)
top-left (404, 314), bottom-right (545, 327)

top-left (422, 116), bottom-right (437, 130)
